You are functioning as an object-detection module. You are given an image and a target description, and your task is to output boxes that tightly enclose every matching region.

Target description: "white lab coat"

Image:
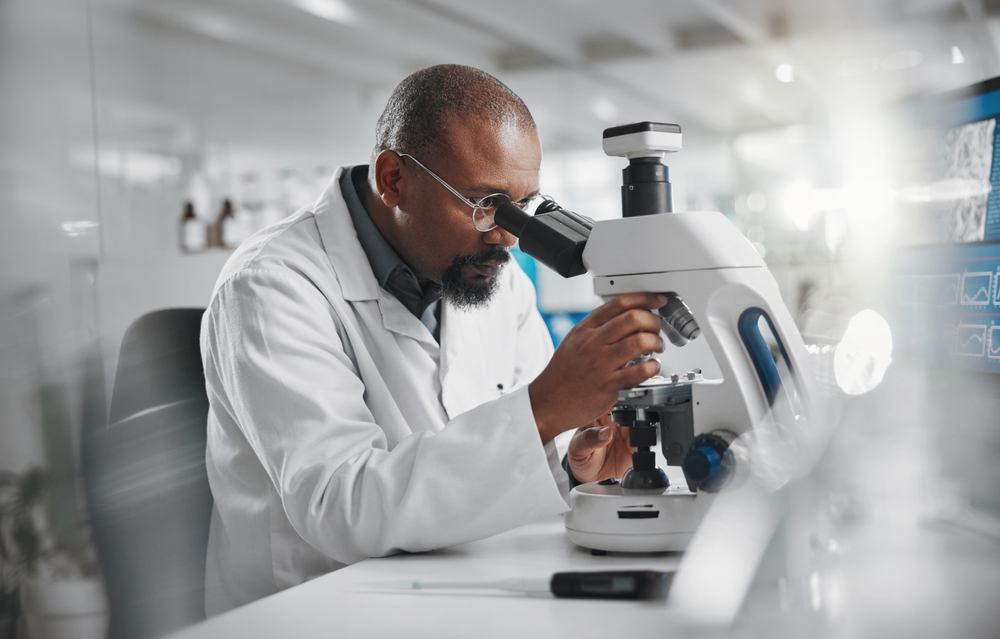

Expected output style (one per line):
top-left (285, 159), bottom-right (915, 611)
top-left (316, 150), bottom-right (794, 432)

top-left (201, 168), bottom-right (570, 614)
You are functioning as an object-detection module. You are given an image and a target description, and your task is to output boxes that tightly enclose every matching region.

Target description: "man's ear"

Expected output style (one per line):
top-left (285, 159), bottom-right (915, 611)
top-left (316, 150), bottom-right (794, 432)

top-left (373, 150), bottom-right (405, 209)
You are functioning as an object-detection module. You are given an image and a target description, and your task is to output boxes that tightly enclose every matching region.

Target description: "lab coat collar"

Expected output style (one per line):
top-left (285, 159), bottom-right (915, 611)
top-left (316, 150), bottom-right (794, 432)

top-left (377, 294), bottom-right (437, 346)
top-left (312, 167), bottom-right (437, 347)
top-left (312, 166), bottom-right (381, 303)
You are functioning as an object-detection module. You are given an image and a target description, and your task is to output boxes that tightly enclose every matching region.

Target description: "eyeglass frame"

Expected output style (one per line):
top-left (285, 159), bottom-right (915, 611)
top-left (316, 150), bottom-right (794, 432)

top-left (393, 151), bottom-right (536, 232)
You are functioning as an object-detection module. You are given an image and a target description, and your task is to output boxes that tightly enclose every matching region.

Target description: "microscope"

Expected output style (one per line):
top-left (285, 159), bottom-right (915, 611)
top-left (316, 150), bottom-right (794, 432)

top-left (496, 122), bottom-right (815, 553)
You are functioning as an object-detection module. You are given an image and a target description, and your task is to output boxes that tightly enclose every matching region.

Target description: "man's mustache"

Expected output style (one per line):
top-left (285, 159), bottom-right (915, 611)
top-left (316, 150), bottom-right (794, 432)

top-left (451, 247), bottom-right (511, 268)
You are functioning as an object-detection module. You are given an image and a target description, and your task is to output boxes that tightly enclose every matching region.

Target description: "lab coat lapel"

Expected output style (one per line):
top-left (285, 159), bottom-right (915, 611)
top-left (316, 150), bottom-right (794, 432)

top-left (312, 166), bottom-right (437, 347)
top-left (377, 294), bottom-right (437, 346)
top-left (312, 167), bottom-right (380, 303)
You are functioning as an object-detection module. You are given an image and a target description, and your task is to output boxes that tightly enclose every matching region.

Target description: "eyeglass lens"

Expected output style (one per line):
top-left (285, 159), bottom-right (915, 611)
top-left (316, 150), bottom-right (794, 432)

top-left (472, 194), bottom-right (540, 232)
top-left (472, 194), bottom-right (509, 232)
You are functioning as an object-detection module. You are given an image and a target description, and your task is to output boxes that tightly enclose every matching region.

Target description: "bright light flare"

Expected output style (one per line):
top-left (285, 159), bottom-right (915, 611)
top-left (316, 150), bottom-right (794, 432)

top-left (834, 310), bottom-right (893, 395)
top-left (775, 63), bottom-right (794, 83)
top-left (780, 182), bottom-right (845, 230)
top-left (898, 178), bottom-right (990, 203)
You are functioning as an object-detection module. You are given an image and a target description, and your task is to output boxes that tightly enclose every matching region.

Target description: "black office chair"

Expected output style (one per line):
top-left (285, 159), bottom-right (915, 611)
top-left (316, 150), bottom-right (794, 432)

top-left (84, 308), bottom-right (213, 639)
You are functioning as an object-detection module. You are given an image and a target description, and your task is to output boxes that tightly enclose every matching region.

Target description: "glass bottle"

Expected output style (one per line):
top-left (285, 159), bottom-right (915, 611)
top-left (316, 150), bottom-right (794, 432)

top-left (180, 201), bottom-right (206, 253)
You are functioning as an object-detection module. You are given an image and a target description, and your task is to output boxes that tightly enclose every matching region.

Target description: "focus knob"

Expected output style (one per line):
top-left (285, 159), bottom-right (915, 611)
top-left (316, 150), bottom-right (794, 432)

top-left (681, 430), bottom-right (745, 493)
top-left (683, 445), bottom-right (721, 482)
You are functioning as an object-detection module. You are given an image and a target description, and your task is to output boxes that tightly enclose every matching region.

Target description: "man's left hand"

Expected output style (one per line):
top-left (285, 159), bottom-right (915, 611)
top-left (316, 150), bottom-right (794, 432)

top-left (567, 414), bottom-right (635, 484)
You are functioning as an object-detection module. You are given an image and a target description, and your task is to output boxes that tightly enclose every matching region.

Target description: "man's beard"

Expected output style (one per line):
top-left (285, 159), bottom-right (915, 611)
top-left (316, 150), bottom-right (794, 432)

top-left (438, 247), bottom-right (511, 310)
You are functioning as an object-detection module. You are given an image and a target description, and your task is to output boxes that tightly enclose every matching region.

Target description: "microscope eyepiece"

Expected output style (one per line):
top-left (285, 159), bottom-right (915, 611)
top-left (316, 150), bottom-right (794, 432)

top-left (494, 200), bottom-right (531, 237)
top-left (494, 199), bottom-right (592, 278)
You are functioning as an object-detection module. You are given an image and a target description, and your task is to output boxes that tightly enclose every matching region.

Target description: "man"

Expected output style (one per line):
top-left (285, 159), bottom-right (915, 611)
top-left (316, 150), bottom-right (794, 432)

top-left (201, 64), bottom-right (665, 614)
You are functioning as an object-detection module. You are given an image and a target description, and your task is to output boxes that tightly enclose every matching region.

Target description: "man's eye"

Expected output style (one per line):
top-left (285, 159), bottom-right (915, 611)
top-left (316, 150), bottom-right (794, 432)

top-left (478, 197), bottom-right (500, 209)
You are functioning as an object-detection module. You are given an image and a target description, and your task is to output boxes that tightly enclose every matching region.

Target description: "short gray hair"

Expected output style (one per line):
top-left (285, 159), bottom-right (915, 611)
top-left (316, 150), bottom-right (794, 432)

top-left (372, 64), bottom-right (535, 163)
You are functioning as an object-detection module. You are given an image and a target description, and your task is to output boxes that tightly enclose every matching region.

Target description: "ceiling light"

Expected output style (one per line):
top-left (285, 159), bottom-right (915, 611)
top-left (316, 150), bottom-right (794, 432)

top-left (285, 0), bottom-right (358, 25)
top-left (775, 63), bottom-right (794, 83)
top-left (60, 221), bottom-right (100, 237)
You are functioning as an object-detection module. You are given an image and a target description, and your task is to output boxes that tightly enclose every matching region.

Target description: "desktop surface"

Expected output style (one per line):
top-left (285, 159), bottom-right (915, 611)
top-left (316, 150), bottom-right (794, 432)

top-left (165, 512), bottom-right (1000, 639)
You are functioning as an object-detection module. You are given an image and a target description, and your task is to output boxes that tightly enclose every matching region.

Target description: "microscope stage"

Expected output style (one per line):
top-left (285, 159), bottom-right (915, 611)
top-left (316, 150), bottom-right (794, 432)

top-left (564, 481), bottom-right (714, 553)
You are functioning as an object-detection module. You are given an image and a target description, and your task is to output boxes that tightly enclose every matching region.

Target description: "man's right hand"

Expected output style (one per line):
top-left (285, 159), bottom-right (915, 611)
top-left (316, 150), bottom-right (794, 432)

top-left (529, 292), bottom-right (666, 444)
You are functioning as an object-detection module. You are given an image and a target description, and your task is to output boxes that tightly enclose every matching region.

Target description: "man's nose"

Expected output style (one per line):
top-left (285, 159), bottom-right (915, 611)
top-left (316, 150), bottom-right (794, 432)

top-left (483, 226), bottom-right (518, 248)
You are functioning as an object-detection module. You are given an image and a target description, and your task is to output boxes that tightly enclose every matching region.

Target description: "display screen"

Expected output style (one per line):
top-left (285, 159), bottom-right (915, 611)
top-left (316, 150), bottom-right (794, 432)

top-left (895, 78), bottom-right (1000, 374)
top-left (895, 243), bottom-right (1000, 373)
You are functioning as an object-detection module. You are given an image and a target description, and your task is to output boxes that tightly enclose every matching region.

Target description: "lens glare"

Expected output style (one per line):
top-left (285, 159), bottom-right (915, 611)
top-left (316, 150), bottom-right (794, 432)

top-left (472, 193), bottom-right (510, 232)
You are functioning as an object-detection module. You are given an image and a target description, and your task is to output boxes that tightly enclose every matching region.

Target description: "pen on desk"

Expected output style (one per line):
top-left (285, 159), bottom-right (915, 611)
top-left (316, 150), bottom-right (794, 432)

top-left (366, 570), bottom-right (672, 600)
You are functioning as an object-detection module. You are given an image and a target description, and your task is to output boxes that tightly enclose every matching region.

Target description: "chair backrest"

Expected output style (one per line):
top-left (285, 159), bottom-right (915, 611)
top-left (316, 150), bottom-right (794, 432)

top-left (85, 308), bottom-right (212, 639)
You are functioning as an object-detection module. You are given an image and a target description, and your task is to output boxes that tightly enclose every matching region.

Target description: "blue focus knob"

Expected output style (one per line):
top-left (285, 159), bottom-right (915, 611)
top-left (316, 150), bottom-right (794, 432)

top-left (683, 445), bottom-right (722, 482)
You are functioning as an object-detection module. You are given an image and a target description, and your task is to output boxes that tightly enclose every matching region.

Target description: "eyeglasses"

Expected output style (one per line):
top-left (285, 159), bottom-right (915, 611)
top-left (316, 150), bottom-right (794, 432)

top-left (395, 152), bottom-right (536, 232)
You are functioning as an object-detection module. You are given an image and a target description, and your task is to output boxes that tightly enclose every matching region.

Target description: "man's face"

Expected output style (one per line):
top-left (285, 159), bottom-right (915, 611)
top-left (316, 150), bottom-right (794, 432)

top-left (390, 116), bottom-right (542, 309)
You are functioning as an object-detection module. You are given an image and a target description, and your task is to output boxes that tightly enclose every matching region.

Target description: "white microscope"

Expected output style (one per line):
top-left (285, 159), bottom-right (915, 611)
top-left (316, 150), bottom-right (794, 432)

top-left (496, 122), bottom-right (816, 554)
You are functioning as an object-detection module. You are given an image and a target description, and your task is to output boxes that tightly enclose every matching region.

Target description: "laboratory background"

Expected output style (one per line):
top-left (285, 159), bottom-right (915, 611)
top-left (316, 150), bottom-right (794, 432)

top-left (2, 0), bottom-right (1000, 638)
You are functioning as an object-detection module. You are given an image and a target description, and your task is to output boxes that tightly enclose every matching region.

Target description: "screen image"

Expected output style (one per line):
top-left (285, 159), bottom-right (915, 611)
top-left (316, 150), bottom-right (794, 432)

top-left (894, 243), bottom-right (1000, 374)
top-left (936, 117), bottom-right (996, 242)
top-left (894, 78), bottom-right (1000, 374)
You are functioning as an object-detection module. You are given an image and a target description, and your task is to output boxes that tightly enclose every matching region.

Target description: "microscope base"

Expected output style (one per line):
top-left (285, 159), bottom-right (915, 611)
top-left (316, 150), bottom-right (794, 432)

top-left (564, 481), bottom-right (714, 553)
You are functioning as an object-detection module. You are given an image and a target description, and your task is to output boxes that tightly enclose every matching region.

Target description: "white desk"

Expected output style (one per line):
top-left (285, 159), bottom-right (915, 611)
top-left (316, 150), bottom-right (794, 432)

top-left (168, 516), bottom-right (697, 639)
top-left (165, 513), bottom-right (1000, 639)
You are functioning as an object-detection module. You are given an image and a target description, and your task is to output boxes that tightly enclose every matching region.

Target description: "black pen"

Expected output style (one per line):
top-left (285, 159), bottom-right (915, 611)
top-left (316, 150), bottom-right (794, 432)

top-left (367, 570), bottom-right (673, 600)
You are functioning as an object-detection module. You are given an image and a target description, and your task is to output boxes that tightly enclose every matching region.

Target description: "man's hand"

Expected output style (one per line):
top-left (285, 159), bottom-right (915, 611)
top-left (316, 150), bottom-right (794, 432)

top-left (567, 414), bottom-right (635, 483)
top-left (530, 292), bottom-right (666, 444)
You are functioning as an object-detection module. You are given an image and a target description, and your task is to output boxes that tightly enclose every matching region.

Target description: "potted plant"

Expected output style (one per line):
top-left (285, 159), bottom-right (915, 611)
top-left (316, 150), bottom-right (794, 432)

top-left (0, 467), bottom-right (107, 639)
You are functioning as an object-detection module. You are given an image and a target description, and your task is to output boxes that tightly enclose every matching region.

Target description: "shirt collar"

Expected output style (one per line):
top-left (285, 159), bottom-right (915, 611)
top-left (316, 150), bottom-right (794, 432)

top-left (341, 165), bottom-right (403, 289)
top-left (340, 165), bottom-right (440, 319)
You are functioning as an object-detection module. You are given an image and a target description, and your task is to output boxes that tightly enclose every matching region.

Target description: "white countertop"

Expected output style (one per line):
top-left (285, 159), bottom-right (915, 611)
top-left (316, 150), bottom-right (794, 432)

top-left (165, 513), bottom-right (1000, 639)
top-left (168, 515), bottom-right (696, 639)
